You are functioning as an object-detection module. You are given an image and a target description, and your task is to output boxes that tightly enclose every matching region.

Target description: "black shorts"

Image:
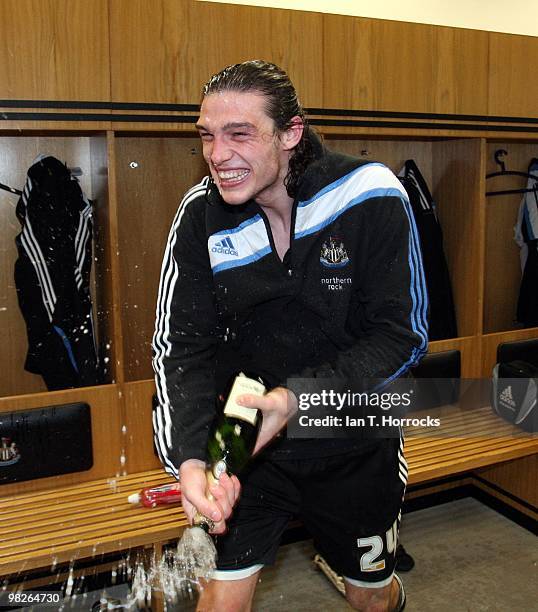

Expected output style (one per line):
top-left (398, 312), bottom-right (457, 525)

top-left (212, 437), bottom-right (407, 587)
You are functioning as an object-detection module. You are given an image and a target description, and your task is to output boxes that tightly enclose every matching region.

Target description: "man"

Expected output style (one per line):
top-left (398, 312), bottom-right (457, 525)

top-left (153, 60), bottom-right (427, 611)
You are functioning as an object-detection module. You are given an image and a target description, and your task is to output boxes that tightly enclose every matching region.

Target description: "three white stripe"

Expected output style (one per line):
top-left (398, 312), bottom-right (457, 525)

top-left (406, 167), bottom-right (431, 211)
top-left (152, 178), bottom-right (209, 478)
top-left (398, 432), bottom-right (408, 487)
top-left (20, 177), bottom-right (56, 322)
top-left (19, 176), bottom-right (94, 319)
top-left (75, 201), bottom-right (92, 289)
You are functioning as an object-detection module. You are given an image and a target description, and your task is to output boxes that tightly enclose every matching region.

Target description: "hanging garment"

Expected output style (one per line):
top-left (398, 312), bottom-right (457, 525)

top-left (398, 160), bottom-right (458, 340)
top-left (14, 155), bottom-right (101, 390)
top-left (514, 158), bottom-right (538, 328)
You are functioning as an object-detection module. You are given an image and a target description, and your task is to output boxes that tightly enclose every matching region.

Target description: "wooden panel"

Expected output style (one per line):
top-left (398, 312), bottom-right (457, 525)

top-left (322, 137), bottom-right (433, 184)
top-left (0, 118), bottom-right (113, 131)
top-left (109, 0), bottom-right (190, 104)
top-left (0, 0), bottom-right (109, 101)
top-left (438, 27), bottom-right (489, 115)
top-left (475, 454), bottom-right (538, 509)
top-left (480, 328), bottom-right (538, 378)
top-left (124, 380), bottom-right (161, 473)
top-left (473, 477), bottom-right (537, 521)
top-left (406, 476), bottom-right (472, 500)
top-left (89, 135), bottom-right (115, 383)
top-left (110, 0), bottom-right (323, 107)
top-left (97, 132), bottom-right (125, 385)
top-left (323, 16), bottom-right (488, 115)
top-left (0, 385), bottom-right (124, 495)
top-left (0, 136), bottom-right (108, 397)
top-left (114, 136), bottom-right (207, 381)
top-left (484, 142), bottom-right (538, 333)
top-left (432, 138), bottom-right (485, 338)
top-left (317, 125), bottom-right (538, 141)
top-left (489, 33), bottom-right (538, 118)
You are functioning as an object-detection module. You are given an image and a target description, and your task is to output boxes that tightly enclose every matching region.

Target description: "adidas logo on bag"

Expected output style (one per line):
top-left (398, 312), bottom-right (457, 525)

top-left (499, 385), bottom-right (516, 410)
top-left (492, 362), bottom-right (538, 433)
top-left (211, 236), bottom-right (238, 256)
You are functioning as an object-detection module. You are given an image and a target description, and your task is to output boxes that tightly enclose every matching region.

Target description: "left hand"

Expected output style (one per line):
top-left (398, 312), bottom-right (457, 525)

top-left (236, 386), bottom-right (298, 454)
top-left (178, 459), bottom-right (241, 534)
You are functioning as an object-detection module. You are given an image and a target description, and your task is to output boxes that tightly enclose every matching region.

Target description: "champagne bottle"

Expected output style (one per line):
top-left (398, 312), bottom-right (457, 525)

top-left (207, 371), bottom-right (267, 475)
top-left (193, 371), bottom-right (267, 531)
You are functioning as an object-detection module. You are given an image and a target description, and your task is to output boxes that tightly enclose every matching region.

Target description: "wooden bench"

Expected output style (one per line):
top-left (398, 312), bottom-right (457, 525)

top-left (1, 406), bottom-right (536, 607)
top-left (0, 470), bottom-right (185, 577)
top-left (404, 405), bottom-right (538, 485)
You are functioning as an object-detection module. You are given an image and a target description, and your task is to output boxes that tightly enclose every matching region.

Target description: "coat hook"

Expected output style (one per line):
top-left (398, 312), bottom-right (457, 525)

top-left (494, 149), bottom-right (508, 173)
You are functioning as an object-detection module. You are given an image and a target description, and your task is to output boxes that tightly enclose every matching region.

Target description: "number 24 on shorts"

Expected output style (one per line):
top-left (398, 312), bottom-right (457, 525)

top-left (357, 519), bottom-right (398, 572)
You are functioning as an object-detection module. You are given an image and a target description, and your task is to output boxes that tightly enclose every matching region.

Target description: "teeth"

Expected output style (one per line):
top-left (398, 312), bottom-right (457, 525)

top-left (218, 170), bottom-right (249, 180)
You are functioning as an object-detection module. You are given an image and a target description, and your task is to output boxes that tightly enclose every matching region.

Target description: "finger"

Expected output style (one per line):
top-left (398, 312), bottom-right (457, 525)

top-left (216, 472), bottom-right (239, 508)
top-left (209, 482), bottom-right (233, 519)
top-left (230, 474), bottom-right (241, 500)
top-left (181, 497), bottom-right (197, 524)
top-left (186, 491), bottom-right (222, 524)
top-left (179, 464), bottom-right (222, 522)
top-left (236, 393), bottom-right (272, 410)
top-left (185, 504), bottom-right (226, 534)
top-left (201, 496), bottom-right (228, 534)
top-left (184, 494), bottom-right (226, 532)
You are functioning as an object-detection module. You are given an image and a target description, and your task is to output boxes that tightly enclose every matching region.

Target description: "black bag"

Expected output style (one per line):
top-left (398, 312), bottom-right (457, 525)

top-left (0, 402), bottom-right (92, 484)
top-left (492, 360), bottom-right (538, 433)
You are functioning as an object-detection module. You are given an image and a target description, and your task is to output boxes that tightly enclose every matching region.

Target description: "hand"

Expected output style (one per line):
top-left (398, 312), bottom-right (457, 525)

top-left (237, 386), bottom-right (298, 454)
top-left (178, 458), bottom-right (241, 535)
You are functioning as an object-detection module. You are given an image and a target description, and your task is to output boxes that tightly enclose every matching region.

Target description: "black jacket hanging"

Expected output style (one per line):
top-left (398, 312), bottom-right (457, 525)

top-left (515, 158), bottom-right (538, 327)
top-left (14, 155), bottom-right (101, 390)
top-left (399, 159), bottom-right (458, 340)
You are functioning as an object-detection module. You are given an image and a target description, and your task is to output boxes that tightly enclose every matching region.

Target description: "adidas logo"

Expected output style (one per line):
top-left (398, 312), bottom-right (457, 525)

top-left (211, 236), bottom-right (238, 257)
top-left (500, 385), bottom-right (516, 409)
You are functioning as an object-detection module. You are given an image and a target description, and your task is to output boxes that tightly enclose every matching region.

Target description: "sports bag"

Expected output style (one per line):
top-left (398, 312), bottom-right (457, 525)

top-left (492, 360), bottom-right (538, 433)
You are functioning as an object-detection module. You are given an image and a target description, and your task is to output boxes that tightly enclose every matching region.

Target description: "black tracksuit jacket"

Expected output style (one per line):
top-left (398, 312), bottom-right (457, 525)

top-left (14, 156), bottom-right (101, 390)
top-left (153, 143), bottom-right (428, 478)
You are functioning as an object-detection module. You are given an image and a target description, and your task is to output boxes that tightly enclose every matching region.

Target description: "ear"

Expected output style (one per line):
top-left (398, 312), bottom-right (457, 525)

top-left (281, 116), bottom-right (304, 151)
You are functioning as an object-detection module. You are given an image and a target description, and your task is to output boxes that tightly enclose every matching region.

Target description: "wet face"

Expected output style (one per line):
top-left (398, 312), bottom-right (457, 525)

top-left (196, 91), bottom-right (293, 207)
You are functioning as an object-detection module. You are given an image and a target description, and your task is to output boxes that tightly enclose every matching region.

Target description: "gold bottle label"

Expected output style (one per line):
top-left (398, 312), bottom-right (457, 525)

top-left (223, 373), bottom-right (265, 426)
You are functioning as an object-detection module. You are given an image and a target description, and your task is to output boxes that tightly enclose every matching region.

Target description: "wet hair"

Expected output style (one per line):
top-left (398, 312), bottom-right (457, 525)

top-left (202, 60), bottom-right (317, 198)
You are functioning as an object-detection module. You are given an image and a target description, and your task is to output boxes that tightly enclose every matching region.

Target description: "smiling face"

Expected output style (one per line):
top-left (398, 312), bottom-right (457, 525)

top-left (196, 91), bottom-right (299, 209)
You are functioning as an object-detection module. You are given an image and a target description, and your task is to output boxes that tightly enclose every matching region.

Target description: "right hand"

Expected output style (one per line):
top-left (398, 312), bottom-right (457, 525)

top-left (237, 386), bottom-right (298, 454)
top-left (178, 458), bottom-right (241, 535)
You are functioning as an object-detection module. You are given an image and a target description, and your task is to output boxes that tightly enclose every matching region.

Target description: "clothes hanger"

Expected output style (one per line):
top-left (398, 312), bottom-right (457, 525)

top-left (486, 149), bottom-right (538, 197)
top-left (0, 182), bottom-right (22, 196)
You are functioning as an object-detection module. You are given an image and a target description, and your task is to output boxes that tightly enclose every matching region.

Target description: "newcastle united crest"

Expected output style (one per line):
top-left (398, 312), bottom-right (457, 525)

top-left (320, 237), bottom-right (349, 268)
top-left (0, 437), bottom-right (20, 466)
